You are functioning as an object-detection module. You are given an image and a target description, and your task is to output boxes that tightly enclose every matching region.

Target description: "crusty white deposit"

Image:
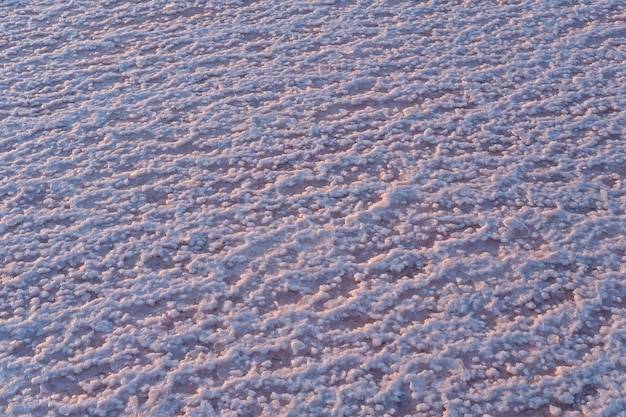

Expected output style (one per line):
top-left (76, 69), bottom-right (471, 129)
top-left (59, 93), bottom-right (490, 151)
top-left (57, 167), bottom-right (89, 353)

top-left (1, 1), bottom-right (625, 416)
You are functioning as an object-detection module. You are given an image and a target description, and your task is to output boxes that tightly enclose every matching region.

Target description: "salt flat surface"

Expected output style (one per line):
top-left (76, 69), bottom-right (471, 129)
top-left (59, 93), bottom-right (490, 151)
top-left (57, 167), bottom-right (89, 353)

top-left (1, 1), bottom-right (625, 416)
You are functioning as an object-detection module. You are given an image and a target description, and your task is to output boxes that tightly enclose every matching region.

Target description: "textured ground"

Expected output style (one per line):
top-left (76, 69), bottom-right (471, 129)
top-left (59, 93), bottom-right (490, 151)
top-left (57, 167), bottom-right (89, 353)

top-left (1, 1), bottom-right (626, 416)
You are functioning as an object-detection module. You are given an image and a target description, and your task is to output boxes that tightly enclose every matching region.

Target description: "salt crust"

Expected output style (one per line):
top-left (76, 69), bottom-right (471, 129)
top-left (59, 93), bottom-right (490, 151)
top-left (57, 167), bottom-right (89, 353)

top-left (1, 1), bottom-right (625, 416)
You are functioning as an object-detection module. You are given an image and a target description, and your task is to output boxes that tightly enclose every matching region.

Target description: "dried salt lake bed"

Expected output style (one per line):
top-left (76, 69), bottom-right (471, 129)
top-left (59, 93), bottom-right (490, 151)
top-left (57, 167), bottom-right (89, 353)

top-left (1, 1), bottom-right (625, 416)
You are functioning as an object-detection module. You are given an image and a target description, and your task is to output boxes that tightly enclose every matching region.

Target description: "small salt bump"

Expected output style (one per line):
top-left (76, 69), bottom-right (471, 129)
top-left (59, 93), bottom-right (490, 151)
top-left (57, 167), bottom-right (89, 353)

top-left (290, 340), bottom-right (305, 353)
top-left (503, 216), bottom-right (529, 237)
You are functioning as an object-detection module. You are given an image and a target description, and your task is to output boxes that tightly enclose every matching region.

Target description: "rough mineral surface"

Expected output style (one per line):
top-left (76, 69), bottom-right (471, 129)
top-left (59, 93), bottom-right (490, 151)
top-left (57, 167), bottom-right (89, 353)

top-left (1, 1), bottom-right (625, 416)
